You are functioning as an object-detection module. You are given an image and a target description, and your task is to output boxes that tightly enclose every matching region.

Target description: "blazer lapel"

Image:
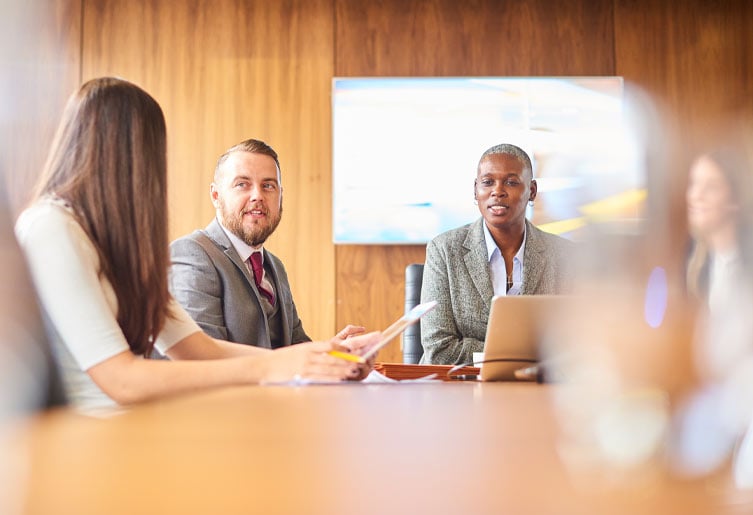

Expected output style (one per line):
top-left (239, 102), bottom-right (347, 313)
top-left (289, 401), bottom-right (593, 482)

top-left (522, 219), bottom-right (544, 294)
top-left (464, 218), bottom-right (494, 310)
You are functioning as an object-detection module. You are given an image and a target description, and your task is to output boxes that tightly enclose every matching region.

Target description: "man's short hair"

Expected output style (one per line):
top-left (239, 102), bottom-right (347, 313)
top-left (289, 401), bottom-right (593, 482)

top-left (214, 138), bottom-right (281, 182)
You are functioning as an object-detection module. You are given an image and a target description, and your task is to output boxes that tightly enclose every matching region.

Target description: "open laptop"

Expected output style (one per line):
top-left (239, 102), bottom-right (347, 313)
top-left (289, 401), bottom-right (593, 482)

top-left (480, 295), bottom-right (572, 382)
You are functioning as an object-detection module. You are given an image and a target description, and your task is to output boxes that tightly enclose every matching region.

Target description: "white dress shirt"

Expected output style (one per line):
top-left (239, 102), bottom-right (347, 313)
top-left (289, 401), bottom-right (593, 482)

top-left (483, 222), bottom-right (526, 297)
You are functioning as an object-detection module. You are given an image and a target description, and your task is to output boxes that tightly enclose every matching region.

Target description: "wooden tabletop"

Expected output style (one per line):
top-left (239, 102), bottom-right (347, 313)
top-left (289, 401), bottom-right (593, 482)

top-left (13, 381), bottom-right (750, 514)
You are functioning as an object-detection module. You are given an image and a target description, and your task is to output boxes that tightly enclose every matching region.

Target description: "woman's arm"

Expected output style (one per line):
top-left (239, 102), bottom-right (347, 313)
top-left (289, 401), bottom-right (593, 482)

top-left (165, 329), bottom-right (272, 360)
top-left (165, 326), bottom-right (378, 361)
top-left (88, 334), bottom-right (379, 406)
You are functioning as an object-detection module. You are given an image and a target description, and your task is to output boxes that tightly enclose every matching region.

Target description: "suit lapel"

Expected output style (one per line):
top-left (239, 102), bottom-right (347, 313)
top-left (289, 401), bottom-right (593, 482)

top-left (464, 218), bottom-right (494, 310)
top-left (205, 219), bottom-right (262, 301)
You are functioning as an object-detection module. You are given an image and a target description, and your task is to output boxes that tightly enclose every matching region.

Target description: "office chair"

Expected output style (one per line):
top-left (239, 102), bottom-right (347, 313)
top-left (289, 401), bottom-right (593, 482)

top-left (402, 263), bottom-right (424, 364)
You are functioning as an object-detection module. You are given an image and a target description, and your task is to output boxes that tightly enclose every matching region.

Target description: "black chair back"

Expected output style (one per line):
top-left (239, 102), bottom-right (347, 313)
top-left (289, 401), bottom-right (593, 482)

top-left (402, 263), bottom-right (424, 364)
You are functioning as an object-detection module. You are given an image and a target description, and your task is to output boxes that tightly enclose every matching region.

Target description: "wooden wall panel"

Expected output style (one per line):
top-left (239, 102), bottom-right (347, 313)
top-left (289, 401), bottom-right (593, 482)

top-left (334, 0), bottom-right (615, 362)
top-left (0, 0), bottom-right (82, 214)
top-left (335, 245), bottom-right (426, 362)
top-left (335, 0), bottom-right (615, 76)
top-left (615, 0), bottom-right (753, 139)
top-left (82, 0), bottom-right (336, 340)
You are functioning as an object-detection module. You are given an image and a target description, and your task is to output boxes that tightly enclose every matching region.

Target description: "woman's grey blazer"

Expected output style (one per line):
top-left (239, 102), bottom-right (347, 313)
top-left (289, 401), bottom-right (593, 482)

top-left (419, 218), bottom-right (575, 365)
top-left (169, 219), bottom-right (309, 348)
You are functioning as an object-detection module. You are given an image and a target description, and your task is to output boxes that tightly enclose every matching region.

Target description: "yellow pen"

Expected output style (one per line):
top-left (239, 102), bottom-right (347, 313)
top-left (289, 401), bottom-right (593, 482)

top-left (328, 350), bottom-right (366, 364)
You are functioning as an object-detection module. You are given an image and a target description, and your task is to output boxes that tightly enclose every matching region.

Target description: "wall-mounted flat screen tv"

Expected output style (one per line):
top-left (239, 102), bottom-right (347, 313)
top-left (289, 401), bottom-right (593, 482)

top-left (332, 77), bottom-right (644, 244)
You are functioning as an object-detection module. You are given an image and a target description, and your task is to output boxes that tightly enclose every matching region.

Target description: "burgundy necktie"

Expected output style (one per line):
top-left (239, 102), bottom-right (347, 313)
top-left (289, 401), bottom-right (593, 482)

top-left (249, 252), bottom-right (275, 305)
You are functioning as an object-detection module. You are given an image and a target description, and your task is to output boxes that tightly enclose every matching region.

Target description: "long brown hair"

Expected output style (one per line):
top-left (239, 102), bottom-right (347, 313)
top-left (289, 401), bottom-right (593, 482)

top-left (32, 77), bottom-right (171, 356)
top-left (686, 144), bottom-right (753, 300)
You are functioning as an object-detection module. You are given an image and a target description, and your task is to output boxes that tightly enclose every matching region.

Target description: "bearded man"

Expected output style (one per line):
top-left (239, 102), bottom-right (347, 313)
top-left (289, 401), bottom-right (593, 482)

top-left (169, 139), bottom-right (312, 349)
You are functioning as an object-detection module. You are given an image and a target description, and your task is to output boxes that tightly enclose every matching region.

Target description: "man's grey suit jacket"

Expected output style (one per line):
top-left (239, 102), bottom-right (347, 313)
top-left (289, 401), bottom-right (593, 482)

top-left (419, 218), bottom-right (575, 365)
top-left (169, 219), bottom-right (309, 348)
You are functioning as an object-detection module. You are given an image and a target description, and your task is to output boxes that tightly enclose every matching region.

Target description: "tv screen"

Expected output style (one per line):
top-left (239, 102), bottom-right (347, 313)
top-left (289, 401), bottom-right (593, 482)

top-left (332, 77), bottom-right (644, 244)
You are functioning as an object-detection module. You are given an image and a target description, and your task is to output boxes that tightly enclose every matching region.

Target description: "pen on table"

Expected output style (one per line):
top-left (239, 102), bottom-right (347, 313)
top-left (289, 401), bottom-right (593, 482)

top-left (328, 350), bottom-right (366, 364)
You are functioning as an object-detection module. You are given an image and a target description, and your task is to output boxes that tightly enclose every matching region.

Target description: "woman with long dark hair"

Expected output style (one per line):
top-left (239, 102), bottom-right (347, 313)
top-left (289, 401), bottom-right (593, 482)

top-left (15, 77), bottom-right (375, 414)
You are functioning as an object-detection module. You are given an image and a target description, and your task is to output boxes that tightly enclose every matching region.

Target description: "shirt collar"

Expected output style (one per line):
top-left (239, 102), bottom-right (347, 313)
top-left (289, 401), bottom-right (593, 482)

top-left (482, 221), bottom-right (527, 263)
top-left (216, 217), bottom-right (264, 263)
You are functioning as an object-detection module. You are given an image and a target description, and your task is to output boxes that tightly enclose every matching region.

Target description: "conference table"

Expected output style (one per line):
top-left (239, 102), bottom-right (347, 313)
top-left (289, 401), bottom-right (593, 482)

top-left (13, 374), bottom-right (752, 514)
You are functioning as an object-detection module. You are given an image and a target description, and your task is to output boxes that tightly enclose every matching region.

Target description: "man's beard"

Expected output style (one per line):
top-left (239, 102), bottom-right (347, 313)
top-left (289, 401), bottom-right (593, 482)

top-left (220, 200), bottom-right (283, 247)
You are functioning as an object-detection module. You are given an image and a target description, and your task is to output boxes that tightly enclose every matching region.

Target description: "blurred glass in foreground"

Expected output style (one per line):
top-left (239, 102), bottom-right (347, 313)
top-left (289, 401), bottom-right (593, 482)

top-left (1, 2), bottom-right (69, 514)
top-left (0, 182), bottom-right (67, 515)
top-left (538, 84), bottom-right (753, 511)
top-left (680, 132), bottom-right (753, 488)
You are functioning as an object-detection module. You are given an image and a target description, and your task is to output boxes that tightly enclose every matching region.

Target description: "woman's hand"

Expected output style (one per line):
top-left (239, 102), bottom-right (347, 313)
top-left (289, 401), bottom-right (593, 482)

top-left (262, 341), bottom-right (361, 383)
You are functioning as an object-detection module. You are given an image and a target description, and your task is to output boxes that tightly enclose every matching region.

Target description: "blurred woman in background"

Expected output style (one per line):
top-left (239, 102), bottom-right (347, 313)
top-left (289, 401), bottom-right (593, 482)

top-left (674, 141), bottom-right (753, 480)
top-left (686, 146), bottom-right (753, 312)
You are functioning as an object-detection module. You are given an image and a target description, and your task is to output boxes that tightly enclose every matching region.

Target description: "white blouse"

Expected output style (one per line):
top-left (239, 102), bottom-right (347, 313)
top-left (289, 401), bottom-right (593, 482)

top-left (15, 198), bottom-right (200, 414)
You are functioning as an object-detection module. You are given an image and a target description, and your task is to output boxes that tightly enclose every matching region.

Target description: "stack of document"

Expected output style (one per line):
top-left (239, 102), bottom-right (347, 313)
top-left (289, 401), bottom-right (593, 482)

top-left (374, 363), bottom-right (480, 381)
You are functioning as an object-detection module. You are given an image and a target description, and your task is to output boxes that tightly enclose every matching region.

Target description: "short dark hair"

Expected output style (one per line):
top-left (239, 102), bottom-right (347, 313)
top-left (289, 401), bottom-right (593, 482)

top-left (478, 143), bottom-right (533, 177)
